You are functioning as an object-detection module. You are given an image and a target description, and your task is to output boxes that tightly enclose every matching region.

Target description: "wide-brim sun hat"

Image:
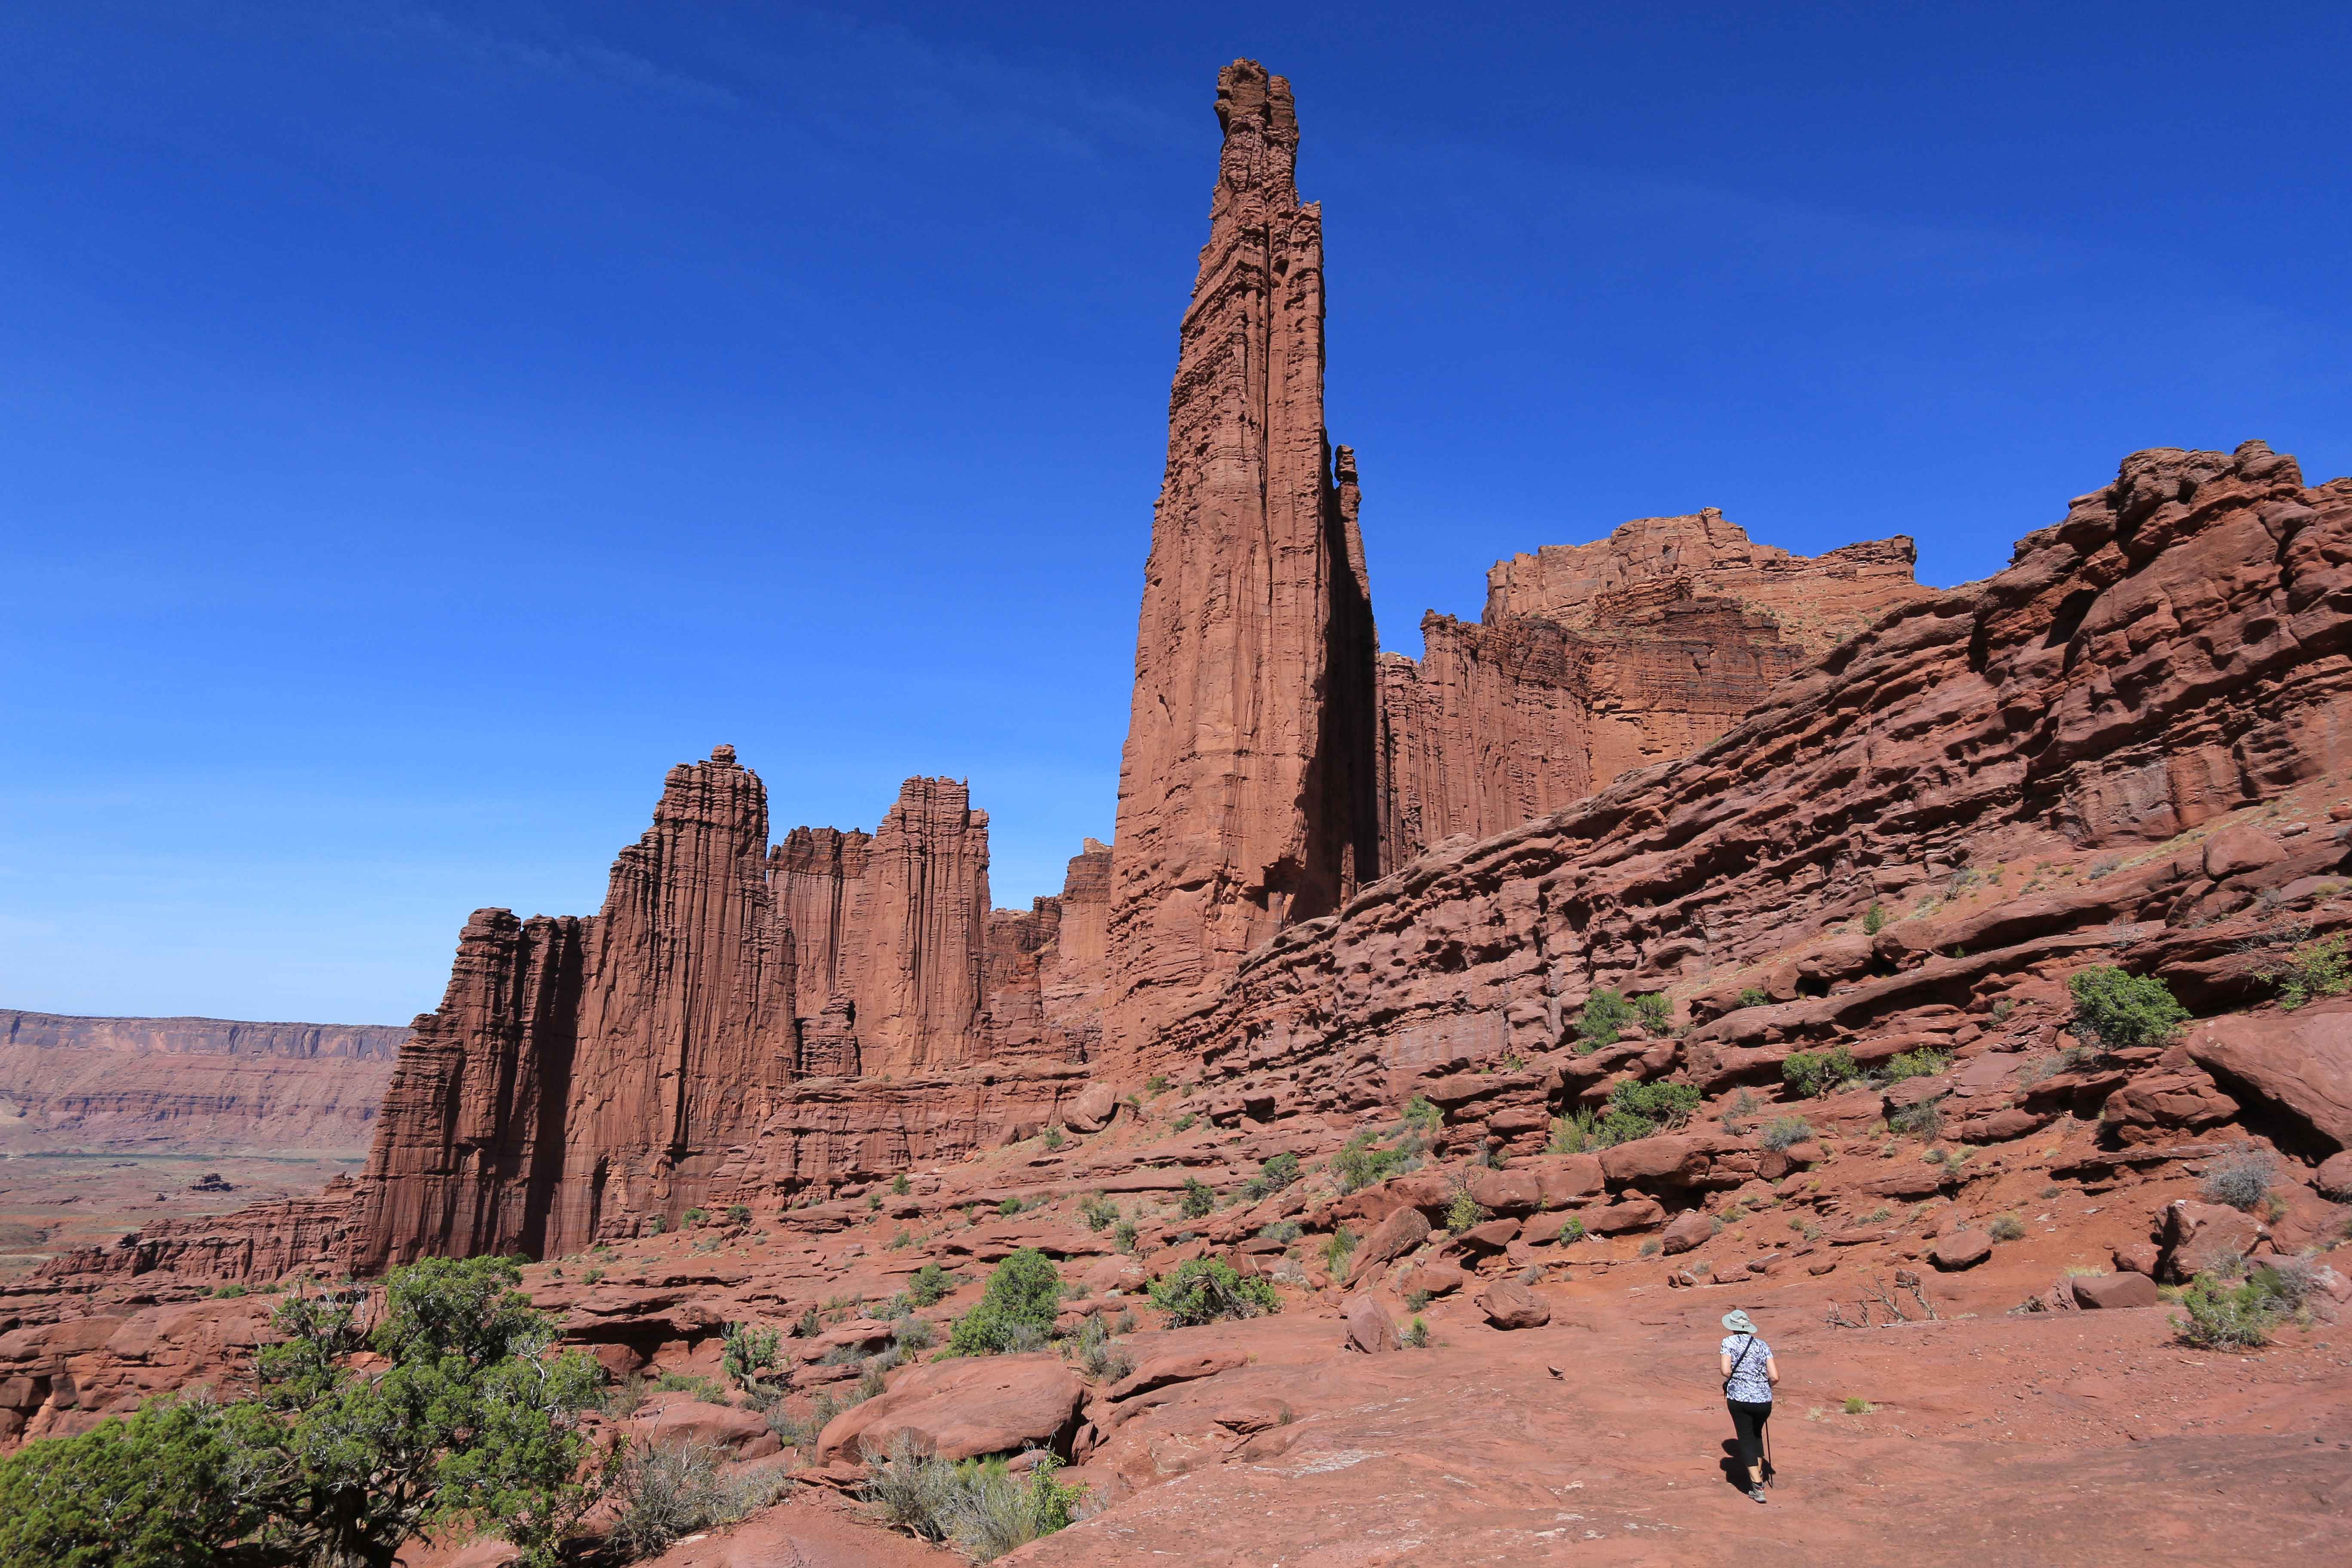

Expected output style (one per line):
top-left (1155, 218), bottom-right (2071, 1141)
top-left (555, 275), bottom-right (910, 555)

top-left (1721, 1309), bottom-right (1755, 1333)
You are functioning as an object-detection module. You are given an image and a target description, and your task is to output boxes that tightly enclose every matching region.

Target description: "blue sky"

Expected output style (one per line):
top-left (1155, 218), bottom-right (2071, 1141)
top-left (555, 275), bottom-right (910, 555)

top-left (3, 2), bottom-right (2346, 1025)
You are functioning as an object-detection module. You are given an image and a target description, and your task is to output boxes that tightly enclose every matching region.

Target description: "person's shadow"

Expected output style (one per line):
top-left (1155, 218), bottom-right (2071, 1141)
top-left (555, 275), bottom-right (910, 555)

top-left (1718, 1439), bottom-right (1774, 1493)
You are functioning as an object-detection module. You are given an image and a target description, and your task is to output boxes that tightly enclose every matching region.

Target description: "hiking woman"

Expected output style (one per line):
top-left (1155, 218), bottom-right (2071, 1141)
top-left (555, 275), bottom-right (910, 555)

top-left (1718, 1308), bottom-right (1778, 1503)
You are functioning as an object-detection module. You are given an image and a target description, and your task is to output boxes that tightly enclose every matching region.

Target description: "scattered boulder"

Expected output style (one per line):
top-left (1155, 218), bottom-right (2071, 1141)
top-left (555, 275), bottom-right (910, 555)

top-left (2160, 1199), bottom-right (2271, 1283)
top-left (1660, 1210), bottom-right (1713, 1256)
top-left (625, 1394), bottom-right (781, 1460)
top-left (1063, 1082), bottom-right (1120, 1133)
top-left (2186, 1007), bottom-right (2352, 1152)
top-left (1401, 1262), bottom-right (1467, 1298)
top-left (1930, 1230), bottom-right (1994, 1271)
top-left (2318, 1150), bottom-right (2352, 1199)
top-left (1345, 1205), bottom-right (1431, 1287)
top-left (1475, 1279), bottom-right (1551, 1330)
top-left (2203, 827), bottom-right (2286, 879)
top-left (1532, 1155), bottom-right (1605, 1205)
top-left (2112, 1242), bottom-right (2161, 1277)
top-left (1107, 1348), bottom-right (1246, 1402)
top-left (2070, 1272), bottom-right (2161, 1310)
top-left (816, 1352), bottom-right (1082, 1465)
top-left (1586, 1196), bottom-right (1666, 1234)
top-left (1463, 1167), bottom-right (1542, 1215)
top-left (1449, 1217), bottom-right (1520, 1255)
top-left (1342, 1292), bottom-right (1401, 1354)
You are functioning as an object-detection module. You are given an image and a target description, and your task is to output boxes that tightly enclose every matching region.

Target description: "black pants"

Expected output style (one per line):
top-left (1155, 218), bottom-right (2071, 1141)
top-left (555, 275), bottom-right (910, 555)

top-left (1727, 1399), bottom-right (1773, 1478)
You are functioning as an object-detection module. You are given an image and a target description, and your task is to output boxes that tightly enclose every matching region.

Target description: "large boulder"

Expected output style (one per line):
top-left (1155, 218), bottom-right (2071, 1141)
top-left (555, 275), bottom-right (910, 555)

top-left (1342, 1293), bottom-right (1401, 1354)
top-left (1586, 1196), bottom-right (1667, 1234)
top-left (2318, 1150), bottom-right (2352, 1200)
top-left (1106, 1348), bottom-right (1246, 1402)
top-left (1463, 1167), bottom-right (1543, 1215)
top-left (2203, 827), bottom-right (2286, 879)
top-left (816, 1353), bottom-right (1082, 1464)
top-left (1930, 1230), bottom-right (1993, 1271)
top-left (1401, 1262), bottom-right (1467, 1298)
top-left (624, 1394), bottom-right (780, 1460)
top-left (1449, 1217), bottom-right (1520, 1255)
top-left (1532, 1155), bottom-right (1605, 1205)
top-left (2071, 1272), bottom-right (2162, 1310)
top-left (1345, 1205), bottom-right (1431, 1287)
top-left (1660, 1210), bottom-right (1714, 1256)
top-left (1063, 1082), bottom-right (1120, 1133)
top-left (2159, 1199), bottom-right (2271, 1283)
top-left (2186, 1006), bottom-right (2352, 1152)
top-left (2101, 1065), bottom-right (2239, 1143)
top-left (1475, 1279), bottom-right (1551, 1330)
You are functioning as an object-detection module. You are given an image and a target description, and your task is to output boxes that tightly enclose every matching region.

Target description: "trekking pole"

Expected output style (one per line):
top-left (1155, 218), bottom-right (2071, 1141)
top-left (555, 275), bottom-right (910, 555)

top-left (1764, 1416), bottom-right (1775, 1487)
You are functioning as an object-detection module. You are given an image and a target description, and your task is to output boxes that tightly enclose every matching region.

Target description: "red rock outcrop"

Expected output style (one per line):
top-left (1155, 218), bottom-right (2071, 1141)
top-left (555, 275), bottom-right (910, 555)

top-left (1160, 442), bottom-right (2352, 1088)
top-left (767, 826), bottom-right (870, 1077)
top-left (1106, 60), bottom-right (1381, 1068)
top-left (0, 1010), bottom-right (403, 1155)
top-left (836, 779), bottom-right (991, 1076)
top-left (1378, 511), bottom-right (1929, 866)
top-left (350, 746), bottom-right (796, 1271)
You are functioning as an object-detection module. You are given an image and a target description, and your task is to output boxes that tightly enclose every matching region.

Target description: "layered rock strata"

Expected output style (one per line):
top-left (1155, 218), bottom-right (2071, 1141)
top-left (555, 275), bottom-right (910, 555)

top-left (1378, 511), bottom-right (1929, 865)
top-left (0, 1011), bottom-right (403, 1155)
top-left (1106, 59), bottom-right (1382, 1068)
top-left (1165, 443), bottom-right (2352, 1093)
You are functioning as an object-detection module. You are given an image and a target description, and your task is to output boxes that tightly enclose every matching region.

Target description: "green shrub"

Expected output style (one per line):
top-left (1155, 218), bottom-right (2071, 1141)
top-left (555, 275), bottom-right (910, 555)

top-left (2200, 1145), bottom-right (2276, 1212)
top-left (211, 1281), bottom-right (249, 1299)
top-left (1761, 1115), bottom-right (1814, 1152)
top-left (1445, 1189), bottom-right (1486, 1232)
top-left (1113, 1221), bottom-right (1139, 1253)
top-left (1631, 992), bottom-right (1673, 1033)
top-left (725, 1204), bottom-right (752, 1225)
top-left (682, 1207), bottom-right (709, 1229)
top-left (2068, 965), bottom-right (2189, 1048)
top-left (997, 1197), bottom-right (1024, 1219)
top-left (1556, 1217), bottom-right (1586, 1244)
top-left (645, 1215), bottom-right (666, 1235)
top-left (905, 1262), bottom-right (955, 1309)
top-left (861, 1435), bottom-right (1086, 1561)
top-left (1883, 1047), bottom-right (1951, 1082)
top-left (1078, 1193), bottom-right (1121, 1233)
top-left (1988, 1215), bottom-right (2026, 1242)
top-left (722, 1321), bottom-right (782, 1392)
top-left (1608, 1078), bottom-right (1700, 1128)
top-left (1171, 1113), bottom-right (1196, 1132)
top-left (1321, 1228), bottom-right (1359, 1272)
top-left (949, 1250), bottom-right (1062, 1357)
top-left (1259, 1219), bottom-right (1302, 1244)
top-left (2254, 934), bottom-right (2351, 1011)
top-left (1256, 1152), bottom-right (1302, 1193)
top-left (1040, 1126), bottom-right (1066, 1151)
top-left (1843, 1396), bottom-right (1873, 1415)
top-left (1401, 1094), bottom-right (1442, 1132)
top-left (2173, 1273), bottom-right (2284, 1349)
top-left (0, 1257), bottom-right (612, 1568)
top-left (1734, 986), bottom-right (1771, 1010)
top-left (1401, 1316), bottom-right (1430, 1348)
top-left (891, 1174), bottom-right (912, 1196)
top-left (1889, 1097), bottom-right (1945, 1140)
top-left (868, 1194), bottom-right (883, 1211)
top-left (1329, 1130), bottom-right (1418, 1194)
top-left (1147, 1259), bottom-right (1280, 1327)
top-left (1862, 903), bottom-right (1887, 935)
top-left (1576, 989), bottom-right (1636, 1051)
top-left (612, 1438), bottom-right (787, 1560)
top-left (1179, 1178), bottom-right (1216, 1220)
top-left (1782, 1045), bottom-right (1860, 1098)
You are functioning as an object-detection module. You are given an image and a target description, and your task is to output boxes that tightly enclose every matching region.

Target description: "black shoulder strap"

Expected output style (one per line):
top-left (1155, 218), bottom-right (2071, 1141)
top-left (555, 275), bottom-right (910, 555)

top-left (1723, 1334), bottom-right (1756, 1395)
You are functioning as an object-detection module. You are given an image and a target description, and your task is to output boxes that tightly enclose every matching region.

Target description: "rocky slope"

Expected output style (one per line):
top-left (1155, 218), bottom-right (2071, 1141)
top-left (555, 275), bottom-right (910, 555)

top-left (0, 1010), bottom-right (403, 1155)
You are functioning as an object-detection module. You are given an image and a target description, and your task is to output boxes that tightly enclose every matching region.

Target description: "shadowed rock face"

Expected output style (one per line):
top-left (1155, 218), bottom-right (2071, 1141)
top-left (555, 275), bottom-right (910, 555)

top-left (1378, 512), bottom-right (1931, 867)
top-left (1104, 59), bottom-right (1382, 1072)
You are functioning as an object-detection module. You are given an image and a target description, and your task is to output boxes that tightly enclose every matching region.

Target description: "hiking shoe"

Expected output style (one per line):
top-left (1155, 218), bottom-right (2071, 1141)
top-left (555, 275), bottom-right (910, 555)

top-left (1750, 1485), bottom-right (1768, 1504)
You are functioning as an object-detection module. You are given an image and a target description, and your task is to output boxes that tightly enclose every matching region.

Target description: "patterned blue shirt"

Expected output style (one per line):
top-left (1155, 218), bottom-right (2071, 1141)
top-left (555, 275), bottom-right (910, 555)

top-left (1721, 1334), bottom-right (1773, 1403)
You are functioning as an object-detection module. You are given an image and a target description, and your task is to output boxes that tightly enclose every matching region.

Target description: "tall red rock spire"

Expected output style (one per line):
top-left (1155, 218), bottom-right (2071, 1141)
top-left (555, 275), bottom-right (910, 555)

top-left (1105, 60), bottom-right (1381, 1067)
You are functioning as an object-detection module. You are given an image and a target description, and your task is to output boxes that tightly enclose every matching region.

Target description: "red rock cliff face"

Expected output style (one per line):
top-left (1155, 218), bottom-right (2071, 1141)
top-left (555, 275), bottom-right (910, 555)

top-left (839, 779), bottom-right (992, 1076)
top-left (1378, 511), bottom-right (1929, 866)
top-left (351, 746), bottom-right (796, 1270)
top-left (346, 910), bottom-right (585, 1272)
top-left (1106, 59), bottom-right (1381, 1068)
top-left (768, 826), bottom-right (870, 1077)
top-left (981, 840), bottom-right (1114, 1066)
top-left (1164, 444), bottom-right (2352, 1082)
